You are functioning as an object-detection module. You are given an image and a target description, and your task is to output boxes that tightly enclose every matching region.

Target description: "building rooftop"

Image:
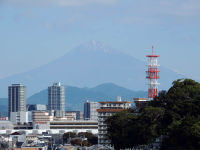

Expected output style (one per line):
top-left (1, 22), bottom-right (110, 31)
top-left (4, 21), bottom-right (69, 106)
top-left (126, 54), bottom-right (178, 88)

top-left (133, 98), bottom-right (148, 101)
top-left (10, 84), bottom-right (25, 87)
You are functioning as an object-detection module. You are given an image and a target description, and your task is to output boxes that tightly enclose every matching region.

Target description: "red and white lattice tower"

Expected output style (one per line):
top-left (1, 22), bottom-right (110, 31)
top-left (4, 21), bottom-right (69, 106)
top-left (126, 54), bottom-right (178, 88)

top-left (146, 46), bottom-right (160, 100)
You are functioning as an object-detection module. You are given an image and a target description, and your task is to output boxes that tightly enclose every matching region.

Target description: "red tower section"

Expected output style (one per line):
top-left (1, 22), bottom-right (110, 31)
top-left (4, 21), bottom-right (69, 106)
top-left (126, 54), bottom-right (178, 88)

top-left (146, 46), bottom-right (160, 100)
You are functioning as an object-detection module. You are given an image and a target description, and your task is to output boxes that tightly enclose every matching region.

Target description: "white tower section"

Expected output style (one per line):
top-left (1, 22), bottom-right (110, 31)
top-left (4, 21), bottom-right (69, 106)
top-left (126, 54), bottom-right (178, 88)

top-left (146, 46), bottom-right (160, 100)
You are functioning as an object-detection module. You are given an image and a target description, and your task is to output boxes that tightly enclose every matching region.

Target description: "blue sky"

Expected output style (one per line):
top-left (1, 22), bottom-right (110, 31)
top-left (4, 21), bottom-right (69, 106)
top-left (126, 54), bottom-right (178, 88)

top-left (0, 0), bottom-right (200, 80)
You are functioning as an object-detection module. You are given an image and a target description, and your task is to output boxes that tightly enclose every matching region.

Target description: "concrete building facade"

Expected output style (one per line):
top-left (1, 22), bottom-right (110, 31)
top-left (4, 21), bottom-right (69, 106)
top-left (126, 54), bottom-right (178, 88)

top-left (84, 100), bottom-right (98, 120)
top-left (97, 99), bottom-right (131, 146)
top-left (8, 84), bottom-right (26, 118)
top-left (32, 111), bottom-right (53, 129)
top-left (10, 112), bottom-right (28, 124)
top-left (50, 120), bottom-right (98, 130)
top-left (66, 111), bottom-right (84, 120)
top-left (48, 82), bottom-right (65, 117)
top-left (27, 104), bottom-right (47, 111)
top-left (133, 98), bottom-right (148, 112)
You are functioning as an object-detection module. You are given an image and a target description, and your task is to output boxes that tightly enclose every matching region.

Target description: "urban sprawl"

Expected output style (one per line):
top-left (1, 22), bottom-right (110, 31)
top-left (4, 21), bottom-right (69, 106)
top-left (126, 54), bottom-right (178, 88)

top-left (0, 48), bottom-right (159, 150)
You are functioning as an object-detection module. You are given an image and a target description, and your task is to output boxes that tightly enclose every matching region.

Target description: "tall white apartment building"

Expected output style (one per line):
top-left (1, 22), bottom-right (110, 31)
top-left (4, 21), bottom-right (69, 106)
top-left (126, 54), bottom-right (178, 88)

top-left (84, 100), bottom-right (98, 120)
top-left (48, 82), bottom-right (65, 117)
top-left (97, 98), bottom-right (131, 146)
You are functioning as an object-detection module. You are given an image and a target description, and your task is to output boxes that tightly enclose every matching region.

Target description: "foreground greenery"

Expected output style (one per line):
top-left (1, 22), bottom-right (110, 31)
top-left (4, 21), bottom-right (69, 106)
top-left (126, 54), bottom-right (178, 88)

top-left (106, 79), bottom-right (200, 150)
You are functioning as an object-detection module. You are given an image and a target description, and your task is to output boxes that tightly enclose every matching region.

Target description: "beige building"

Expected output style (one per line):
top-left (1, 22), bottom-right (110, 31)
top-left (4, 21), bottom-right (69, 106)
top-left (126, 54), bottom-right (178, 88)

top-left (54, 112), bottom-right (76, 121)
top-left (32, 111), bottom-right (53, 129)
top-left (97, 98), bottom-right (131, 146)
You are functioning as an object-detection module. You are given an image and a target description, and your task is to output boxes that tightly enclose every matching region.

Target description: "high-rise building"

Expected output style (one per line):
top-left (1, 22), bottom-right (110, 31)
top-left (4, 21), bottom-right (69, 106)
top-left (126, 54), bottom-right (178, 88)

top-left (48, 82), bottom-right (65, 117)
top-left (97, 98), bottom-right (131, 146)
top-left (8, 84), bottom-right (26, 118)
top-left (84, 100), bottom-right (98, 120)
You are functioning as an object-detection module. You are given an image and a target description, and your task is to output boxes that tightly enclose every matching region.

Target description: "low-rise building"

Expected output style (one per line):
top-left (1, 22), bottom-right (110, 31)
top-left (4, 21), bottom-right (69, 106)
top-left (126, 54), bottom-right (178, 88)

top-left (10, 112), bottom-right (28, 124)
top-left (65, 112), bottom-right (76, 120)
top-left (54, 112), bottom-right (76, 121)
top-left (20, 140), bottom-right (48, 150)
top-left (66, 111), bottom-right (84, 120)
top-left (133, 98), bottom-right (148, 112)
top-left (32, 111), bottom-right (53, 129)
top-left (13, 122), bottom-right (32, 130)
top-left (0, 120), bottom-right (13, 130)
top-left (50, 120), bottom-right (98, 130)
top-left (27, 104), bottom-right (47, 111)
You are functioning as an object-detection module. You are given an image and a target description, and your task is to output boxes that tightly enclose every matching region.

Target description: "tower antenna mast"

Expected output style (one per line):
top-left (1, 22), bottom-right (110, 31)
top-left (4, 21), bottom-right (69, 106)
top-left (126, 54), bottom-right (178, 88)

top-left (146, 46), bottom-right (160, 100)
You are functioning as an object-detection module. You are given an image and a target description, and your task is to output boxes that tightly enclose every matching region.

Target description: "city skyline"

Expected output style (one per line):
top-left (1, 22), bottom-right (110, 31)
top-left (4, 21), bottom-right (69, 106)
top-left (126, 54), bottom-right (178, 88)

top-left (0, 1), bottom-right (199, 149)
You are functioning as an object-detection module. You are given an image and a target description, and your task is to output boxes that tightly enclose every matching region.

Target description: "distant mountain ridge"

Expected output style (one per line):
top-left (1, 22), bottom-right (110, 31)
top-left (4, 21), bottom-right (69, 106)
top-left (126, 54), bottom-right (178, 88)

top-left (0, 98), bottom-right (8, 113)
top-left (0, 41), bottom-right (183, 97)
top-left (28, 83), bottom-right (147, 111)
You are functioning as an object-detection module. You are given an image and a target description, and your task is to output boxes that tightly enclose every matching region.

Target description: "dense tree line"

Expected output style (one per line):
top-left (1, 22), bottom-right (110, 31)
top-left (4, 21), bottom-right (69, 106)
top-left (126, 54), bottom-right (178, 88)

top-left (106, 79), bottom-right (200, 150)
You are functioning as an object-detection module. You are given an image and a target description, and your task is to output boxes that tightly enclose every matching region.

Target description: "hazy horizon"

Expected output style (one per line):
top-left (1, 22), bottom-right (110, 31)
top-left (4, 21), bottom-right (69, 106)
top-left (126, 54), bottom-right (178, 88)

top-left (1, 0), bottom-right (200, 79)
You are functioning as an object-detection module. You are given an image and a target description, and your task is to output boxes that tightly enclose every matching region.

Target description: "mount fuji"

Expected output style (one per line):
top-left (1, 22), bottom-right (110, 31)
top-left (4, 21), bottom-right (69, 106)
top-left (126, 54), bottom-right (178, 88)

top-left (0, 41), bottom-right (183, 97)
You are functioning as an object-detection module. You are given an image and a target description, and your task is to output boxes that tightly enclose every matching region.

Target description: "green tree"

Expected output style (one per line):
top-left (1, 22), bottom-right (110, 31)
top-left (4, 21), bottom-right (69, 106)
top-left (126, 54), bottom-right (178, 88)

top-left (106, 107), bottom-right (165, 149)
top-left (106, 79), bottom-right (200, 150)
top-left (154, 79), bottom-right (200, 149)
top-left (106, 111), bottom-right (138, 150)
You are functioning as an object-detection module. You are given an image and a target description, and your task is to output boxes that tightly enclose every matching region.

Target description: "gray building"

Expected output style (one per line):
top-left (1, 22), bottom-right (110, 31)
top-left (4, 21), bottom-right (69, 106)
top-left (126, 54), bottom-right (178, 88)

top-left (10, 111), bottom-right (28, 124)
top-left (26, 104), bottom-right (47, 122)
top-left (48, 82), bottom-right (65, 117)
top-left (0, 121), bottom-right (13, 130)
top-left (8, 84), bottom-right (26, 118)
top-left (84, 100), bottom-right (98, 120)
top-left (27, 104), bottom-right (47, 111)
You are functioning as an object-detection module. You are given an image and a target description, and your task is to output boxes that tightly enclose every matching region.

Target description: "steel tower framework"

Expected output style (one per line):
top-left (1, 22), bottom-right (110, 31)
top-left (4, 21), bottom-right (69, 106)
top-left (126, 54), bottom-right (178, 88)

top-left (146, 46), bottom-right (160, 100)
